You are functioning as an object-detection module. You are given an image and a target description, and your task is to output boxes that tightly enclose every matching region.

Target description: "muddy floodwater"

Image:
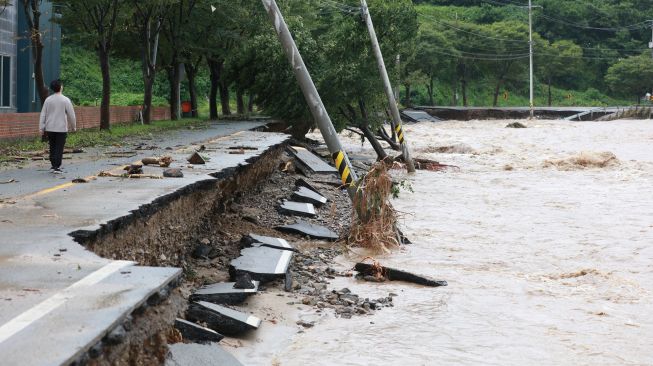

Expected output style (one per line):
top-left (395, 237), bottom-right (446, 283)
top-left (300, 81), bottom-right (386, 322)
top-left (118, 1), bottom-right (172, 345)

top-left (240, 120), bottom-right (653, 365)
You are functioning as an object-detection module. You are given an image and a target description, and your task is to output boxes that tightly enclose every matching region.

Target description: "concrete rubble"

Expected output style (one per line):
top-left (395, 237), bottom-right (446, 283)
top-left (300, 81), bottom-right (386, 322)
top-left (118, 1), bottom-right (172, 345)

top-left (174, 318), bottom-right (224, 344)
top-left (186, 301), bottom-right (261, 336)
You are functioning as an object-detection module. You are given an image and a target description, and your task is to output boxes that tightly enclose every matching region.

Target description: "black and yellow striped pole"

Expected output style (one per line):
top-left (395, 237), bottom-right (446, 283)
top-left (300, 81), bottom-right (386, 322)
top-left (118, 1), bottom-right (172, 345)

top-left (262, 0), bottom-right (359, 200)
top-left (361, 0), bottom-right (416, 173)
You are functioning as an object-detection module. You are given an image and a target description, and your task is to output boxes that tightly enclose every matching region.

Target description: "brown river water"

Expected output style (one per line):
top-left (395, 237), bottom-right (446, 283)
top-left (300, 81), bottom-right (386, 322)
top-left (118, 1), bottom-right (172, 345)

top-left (234, 119), bottom-right (653, 365)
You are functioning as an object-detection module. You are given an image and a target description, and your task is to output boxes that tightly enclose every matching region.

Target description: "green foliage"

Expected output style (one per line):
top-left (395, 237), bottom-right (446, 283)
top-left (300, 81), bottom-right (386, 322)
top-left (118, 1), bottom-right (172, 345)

top-left (61, 45), bottom-right (170, 106)
top-left (605, 54), bottom-right (653, 101)
top-left (407, 1), bottom-right (653, 107)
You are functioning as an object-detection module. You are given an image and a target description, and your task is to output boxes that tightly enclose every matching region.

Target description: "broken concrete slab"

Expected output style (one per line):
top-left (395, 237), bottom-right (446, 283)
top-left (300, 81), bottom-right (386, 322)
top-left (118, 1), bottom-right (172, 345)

top-left (279, 200), bottom-right (316, 218)
top-left (276, 220), bottom-right (339, 241)
top-left (401, 109), bottom-right (442, 123)
top-left (186, 301), bottom-right (261, 336)
top-left (295, 178), bottom-right (322, 195)
top-left (189, 281), bottom-right (259, 305)
top-left (174, 318), bottom-right (225, 344)
top-left (354, 263), bottom-right (448, 287)
top-left (187, 152), bottom-right (206, 164)
top-left (242, 233), bottom-right (296, 252)
top-left (292, 186), bottom-right (327, 207)
top-left (229, 246), bottom-right (293, 282)
top-left (167, 343), bottom-right (244, 366)
top-left (289, 146), bottom-right (337, 175)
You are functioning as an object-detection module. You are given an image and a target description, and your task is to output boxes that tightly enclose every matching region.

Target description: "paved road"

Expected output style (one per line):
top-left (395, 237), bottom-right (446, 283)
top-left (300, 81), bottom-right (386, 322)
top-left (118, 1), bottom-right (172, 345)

top-left (0, 121), bottom-right (265, 200)
top-left (0, 121), bottom-right (288, 365)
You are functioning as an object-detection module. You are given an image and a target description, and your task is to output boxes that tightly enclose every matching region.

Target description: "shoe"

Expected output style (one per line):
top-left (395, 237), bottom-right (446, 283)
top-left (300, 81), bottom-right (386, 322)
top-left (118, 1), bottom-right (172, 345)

top-left (52, 168), bottom-right (63, 174)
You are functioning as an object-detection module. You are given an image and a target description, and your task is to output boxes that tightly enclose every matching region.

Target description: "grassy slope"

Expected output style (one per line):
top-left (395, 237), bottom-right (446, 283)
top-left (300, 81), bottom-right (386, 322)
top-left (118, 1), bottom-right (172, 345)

top-left (61, 45), bottom-right (169, 107)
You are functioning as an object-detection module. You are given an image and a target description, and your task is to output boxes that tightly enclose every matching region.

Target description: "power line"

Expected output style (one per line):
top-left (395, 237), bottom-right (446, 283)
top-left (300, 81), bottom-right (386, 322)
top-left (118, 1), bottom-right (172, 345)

top-left (481, 0), bottom-right (652, 32)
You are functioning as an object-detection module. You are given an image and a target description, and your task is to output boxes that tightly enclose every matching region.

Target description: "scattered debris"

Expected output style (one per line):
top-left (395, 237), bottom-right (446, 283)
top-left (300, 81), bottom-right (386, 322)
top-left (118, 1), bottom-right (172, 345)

top-left (228, 146), bottom-right (258, 151)
top-left (174, 318), bottom-right (225, 344)
top-left (187, 152), bottom-right (206, 165)
top-left (141, 156), bottom-right (173, 167)
top-left (295, 178), bottom-right (322, 195)
top-left (354, 261), bottom-right (448, 287)
top-left (349, 163), bottom-right (400, 253)
top-left (106, 151), bottom-right (137, 158)
top-left (229, 246), bottom-right (293, 282)
top-left (124, 164), bottom-right (143, 175)
top-left (72, 177), bottom-right (95, 184)
top-left (163, 168), bottom-right (184, 178)
top-left (98, 171), bottom-right (162, 179)
top-left (288, 146), bottom-right (337, 176)
top-left (278, 200), bottom-right (316, 218)
top-left (413, 158), bottom-right (459, 172)
top-left (506, 122), bottom-right (527, 128)
top-left (186, 302), bottom-right (261, 336)
top-left (292, 186), bottom-right (327, 207)
top-left (190, 281), bottom-right (259, 305)
top-left (242, 234), bottom-right (298, 253)
top-left (228, 149), bottom-right (246, 155)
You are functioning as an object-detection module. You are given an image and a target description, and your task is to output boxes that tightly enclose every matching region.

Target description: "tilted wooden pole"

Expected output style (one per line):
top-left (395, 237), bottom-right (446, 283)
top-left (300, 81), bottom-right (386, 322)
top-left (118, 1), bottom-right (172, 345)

top-left (360, 0), bottom-right (416, 173)
top-left (260, 0), bottom-right (359, 200)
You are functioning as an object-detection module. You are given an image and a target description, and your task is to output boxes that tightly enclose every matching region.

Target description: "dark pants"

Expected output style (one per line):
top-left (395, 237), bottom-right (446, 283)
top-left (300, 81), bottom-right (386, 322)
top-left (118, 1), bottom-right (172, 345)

top-left (47, 132), bottom-right (67, 169)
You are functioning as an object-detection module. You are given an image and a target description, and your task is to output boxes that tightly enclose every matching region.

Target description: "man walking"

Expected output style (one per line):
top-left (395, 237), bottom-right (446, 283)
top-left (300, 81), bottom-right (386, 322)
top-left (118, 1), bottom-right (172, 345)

top-left (39, 79), bottom-right (76, 174)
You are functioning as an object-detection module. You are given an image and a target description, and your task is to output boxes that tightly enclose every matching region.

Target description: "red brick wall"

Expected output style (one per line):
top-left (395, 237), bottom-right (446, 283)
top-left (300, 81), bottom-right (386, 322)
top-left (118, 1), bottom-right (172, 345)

top-left (0, 106), bottom-right (171, 140)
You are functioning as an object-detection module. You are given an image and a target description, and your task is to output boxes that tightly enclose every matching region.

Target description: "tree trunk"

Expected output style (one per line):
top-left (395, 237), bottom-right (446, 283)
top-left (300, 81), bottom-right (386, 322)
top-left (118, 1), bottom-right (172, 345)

top-left (219, 63), bottom-right (231, 116)
top-left (451, 71), bottom-right (457, 106)
top-left (404, 84), bottom-right (412, 107)
top-left (143, 76), bottom-right (154, 124)
top-left (359, 100), bottom-right (388, 161)
top-left (236, 88), bottom-right (245, 115)
top-left (547, 77), bottom-right (552, 107)
top-left (167, 63), bottom-right (181, 120)
top-left (247, 93), bottom-right (254, 113)
top-left (98, 46), bottom-right (111, 130)
top-left (207, 58), bottom-right (220, 120)
top-left (21, 0), bottom-right (49, 106)
top-left (377, 126), bottom-right (401, 151)
top-left (492, 79), bottom-right (503, 107)
top-left (461, 75), bottom-right (468, 107)
top-left (428, 75), bottom-right (435, 106)
top-left (185, 63), bottom-right (198, 118)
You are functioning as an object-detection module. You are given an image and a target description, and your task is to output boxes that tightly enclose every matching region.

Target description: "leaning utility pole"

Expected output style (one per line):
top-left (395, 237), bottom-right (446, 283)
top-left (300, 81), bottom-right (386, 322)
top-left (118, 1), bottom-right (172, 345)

top-left (260, 0), bottom-right (359, 200)
top-left (528, 0), bottom-right (534, 119)
top-left (360, 0), bottom-right (416, 173)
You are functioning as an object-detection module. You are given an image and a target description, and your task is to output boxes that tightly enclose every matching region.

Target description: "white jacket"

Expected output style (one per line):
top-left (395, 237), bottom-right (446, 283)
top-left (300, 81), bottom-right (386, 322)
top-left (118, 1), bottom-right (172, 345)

top-left (39, 94), bottom-right (77, 133)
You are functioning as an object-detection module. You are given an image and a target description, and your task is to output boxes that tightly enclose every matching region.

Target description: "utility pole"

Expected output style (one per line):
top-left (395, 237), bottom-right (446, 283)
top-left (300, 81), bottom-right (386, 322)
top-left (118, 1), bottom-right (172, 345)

top-left (260, 0), bottom-right (359, 200)
top-left (360, 0), bottom-right (416, 173)
top-left (528, 0), bottom-right (534, 119)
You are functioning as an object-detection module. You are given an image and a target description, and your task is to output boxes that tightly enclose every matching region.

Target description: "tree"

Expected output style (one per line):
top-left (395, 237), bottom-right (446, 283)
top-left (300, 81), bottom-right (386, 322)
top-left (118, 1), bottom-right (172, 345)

top-left (536, 40), bottom-right (583, 106)
top-left (57, 0), bottom-right (124, 130)
top-left (413, 27), bottom-right (455, 105)
top-left (605, 54), bottom-right (653, 104)
top-left (19, 0), bottom-right (49, 106)
top-left (161, 0), bottom-right (197, 120)
top-left (129, 0), bottom-right (172, 124)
